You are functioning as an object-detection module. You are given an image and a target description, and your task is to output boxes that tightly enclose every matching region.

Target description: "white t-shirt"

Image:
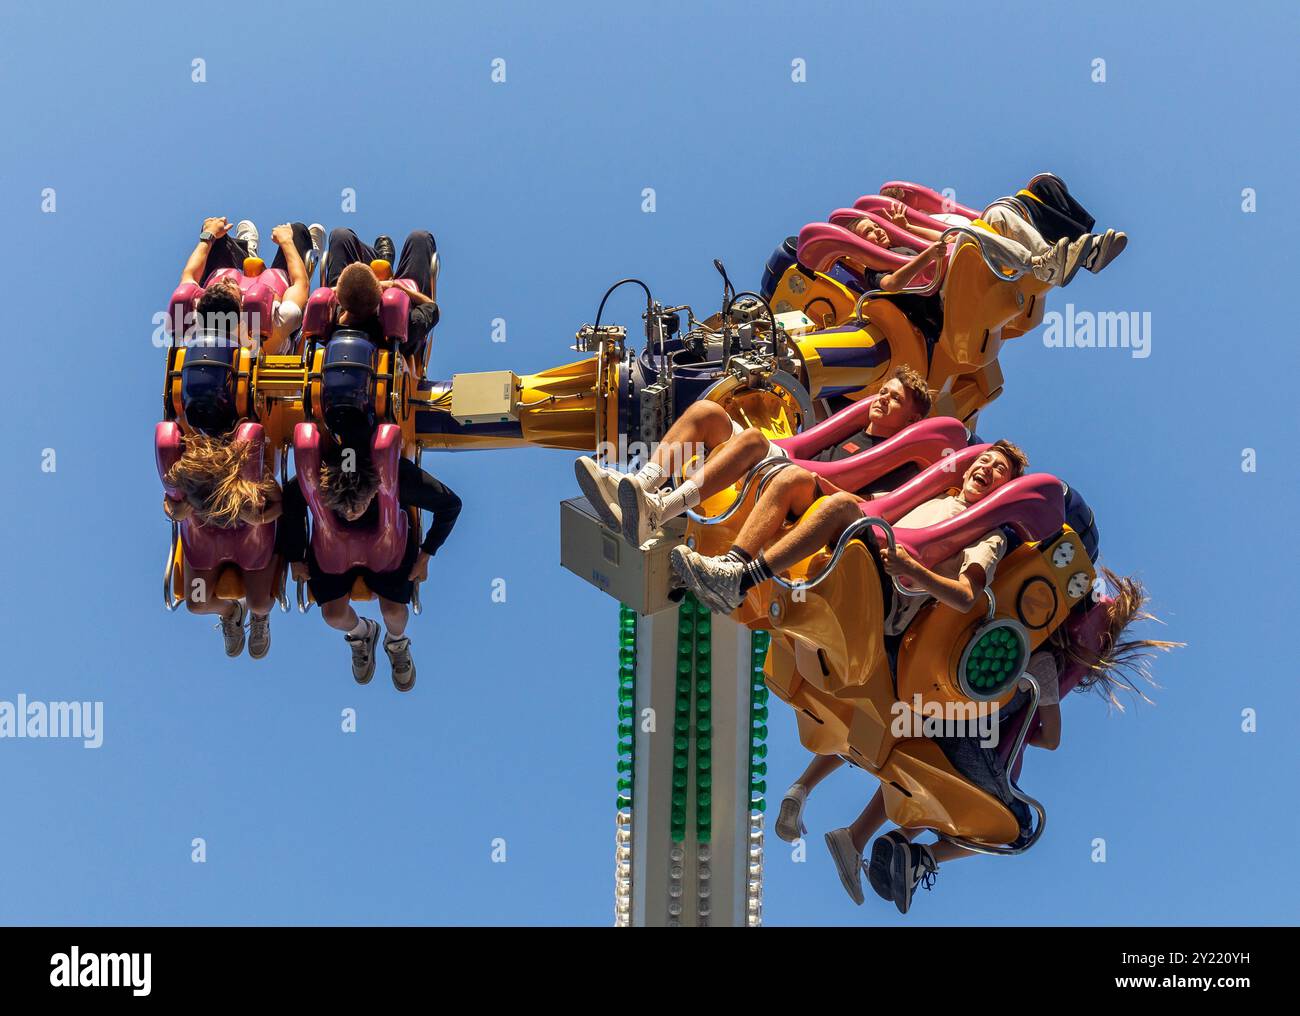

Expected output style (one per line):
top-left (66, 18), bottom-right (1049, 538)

top-left (272, 297), bottom-right (303, 343)
top-left (931, 212), bottom-right (973, 228)
top-left (883, 495), bottom-right (1007, 637)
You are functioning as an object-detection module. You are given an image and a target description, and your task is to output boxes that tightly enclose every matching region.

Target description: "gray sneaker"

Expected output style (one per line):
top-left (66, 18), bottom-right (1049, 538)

top-left (824, 827), bottom-right (865, 905)
top-left (217, 601), bottom-right (247, 658)
top-left (670, 546), bottom-right (744, 614)
top-left (345, 618), bottom-right (381, 684)
top-left (1083, 228), bottom-right (1127, 274)
top-left (307, 223), bottom-right (326, 279)
top-left (775, 784), bottom-right (808, 843)
top-left (234, 220), bottom-right (259, 259)
top-left (247, 612), bottom-right (271, 660)
top-left (574, 457), bottom-right (622, 530)
top-left (385, 635), bottom-right (416, 692)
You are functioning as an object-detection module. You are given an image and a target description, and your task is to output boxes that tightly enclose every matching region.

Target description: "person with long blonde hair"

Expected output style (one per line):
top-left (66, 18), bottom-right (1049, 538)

top-left (163, 433), bottom-right (283, 659)
top-left (836, 568), bottom-right (1181, 913)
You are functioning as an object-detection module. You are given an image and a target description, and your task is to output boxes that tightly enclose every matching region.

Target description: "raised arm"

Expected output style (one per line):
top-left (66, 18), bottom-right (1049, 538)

top-left (180, 216), bottom-right (231, 286)
top-left (271, 224), bottom-right (310, 309)
top-left (878, 240), bottom-right (946, 292)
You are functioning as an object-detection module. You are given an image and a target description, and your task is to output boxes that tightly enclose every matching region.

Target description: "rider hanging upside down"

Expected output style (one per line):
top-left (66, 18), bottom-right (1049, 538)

top-left (277, 430), bottom-right (462, 693)
top-left (162, 434), bottom-right (284, 659)
top-left (785, 569), bottom-right (1180, 914)
top-left (575, 366), bottom-right (933, 548)
top-left (322, 228), bottom-right (440, 363)
top-left (179, 216), bottom-right (320, 362)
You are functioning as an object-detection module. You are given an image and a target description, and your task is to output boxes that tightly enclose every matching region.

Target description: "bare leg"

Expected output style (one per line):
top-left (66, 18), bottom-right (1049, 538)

top-left (319, 596), bottom-right (360, 632)
top-left (763, 491), bottom-right (864, 574)
top-left (848, 788), bottom-right (890, 853)
top-left (732, 466), bottom-right (819, 556)
top-left (241, 559), bottom-right (280, 616)
top-left (793, 752), bottom-right (845, 793)
top-left (378, 597), bottom-right (409, 639)
top-left (686, 428), bottom-right (776, 501)
top-left (928, 840), bottom-right (976, 865)
top-left (650, 402), bottom-right (736, 477)
top-left (183, 564), bottom-right (239, 619)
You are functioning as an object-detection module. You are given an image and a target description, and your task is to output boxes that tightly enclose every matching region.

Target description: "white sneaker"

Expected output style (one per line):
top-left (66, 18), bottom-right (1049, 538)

top-left (574, 457), bottom-right (622, 530)
top-left (235, 220), bottom-right (259, 259)
top-left (824, 827), bottom-right (865, 905)
top-left (775, 784), bottom-right (808, 843)
top-left (247, 612), bottom-right (270, 660)
top-left (1060, 234), bottom-right (1095, 286)
top-left (619, 476), bottom-right (665, 547)
top-left (1030, 237), bottom-right (1068, 285)
top-left (670, 546), bottom-right (745, 614)
top-left (307, 223), bottom-right (326, 279)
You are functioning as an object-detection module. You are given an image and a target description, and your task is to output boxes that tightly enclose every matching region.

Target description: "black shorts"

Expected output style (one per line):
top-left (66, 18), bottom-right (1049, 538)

top-left (305, 534), bottom-right (420, 605)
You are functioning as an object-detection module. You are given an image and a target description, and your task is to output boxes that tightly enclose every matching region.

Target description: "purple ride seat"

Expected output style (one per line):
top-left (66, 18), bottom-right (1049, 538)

top-left (292, 421), bottom-right (409, 575)
top-left (155, 420), bottom-right (277, 572)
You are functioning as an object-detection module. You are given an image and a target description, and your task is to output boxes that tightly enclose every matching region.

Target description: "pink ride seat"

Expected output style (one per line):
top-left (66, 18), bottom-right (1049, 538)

top-left (773, 407), bottom-right (969, 495)
top-left (155, 420), bottom-right (276, 571)
top-left (293, 421), bottom-right (408, 574)
top-left (301, 280), bottom-right (415, 345)
top-left (852, 194), bottom-right (961, 234)
top-left (878, 180), bottom-right (982, 221)
top-left (796, 222), bottom-right (940, 287)
top-left (166, 268), bottom-right (289, 345)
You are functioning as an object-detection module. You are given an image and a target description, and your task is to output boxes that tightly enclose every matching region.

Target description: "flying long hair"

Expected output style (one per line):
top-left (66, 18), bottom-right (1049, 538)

top-left (165, 433), bottom-right (278, 528)
top-left (1048, 568), bottom-right (1182, 711)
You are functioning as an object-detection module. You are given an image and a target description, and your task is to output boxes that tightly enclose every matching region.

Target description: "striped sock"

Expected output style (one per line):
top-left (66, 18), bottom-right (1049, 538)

top-left (725, 546), bottom-right (753, 565)
top-left (739, 553), bottom-right (774, 594)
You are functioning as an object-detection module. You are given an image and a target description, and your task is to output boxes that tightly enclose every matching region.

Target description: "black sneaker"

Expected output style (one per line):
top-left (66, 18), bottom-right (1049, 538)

top-left (373, 235), bottom-right (396, 265)
top-left (345, 619), bottom-right (381, 684)
top-left (868, 830), bottom-right (908, 902)
top-left (889, 840), bottom-right (937, 915)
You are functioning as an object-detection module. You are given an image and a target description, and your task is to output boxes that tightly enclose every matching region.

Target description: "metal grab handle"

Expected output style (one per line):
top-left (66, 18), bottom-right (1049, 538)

top-left (163, 521), bottom-right (180, 612)
top-left (940, 672), bottom-right (1047, 857)
top-left (686, 456), bottom-right (793, 526)
top-left (411, 582), bottom-right (422, 616)
top-left (852, 225), bottom-right (1027, 323)
top-left (770, 515), bottom-right (895, 593)
top-left (296, 578), bottom-right (313, 614)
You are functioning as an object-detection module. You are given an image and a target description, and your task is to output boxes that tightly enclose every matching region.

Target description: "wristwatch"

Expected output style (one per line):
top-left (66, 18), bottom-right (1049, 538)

top-left (198, 230), bottom-right (215, 243)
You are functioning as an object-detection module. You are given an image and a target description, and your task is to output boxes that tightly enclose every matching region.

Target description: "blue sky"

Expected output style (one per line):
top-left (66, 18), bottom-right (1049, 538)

top-left (0, 0), bottom-right (1295, 925)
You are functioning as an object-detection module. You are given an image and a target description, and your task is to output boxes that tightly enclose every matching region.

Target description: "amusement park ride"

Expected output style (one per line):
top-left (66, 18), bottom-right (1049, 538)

top-left (157, 178), bottom-right (1110, 927)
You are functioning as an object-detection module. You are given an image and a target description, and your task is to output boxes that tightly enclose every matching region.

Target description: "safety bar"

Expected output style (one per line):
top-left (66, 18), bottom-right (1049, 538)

top-left (163, 522), bottom-right (180, 612)
top-left (940, 672), bottom-right (1048, 857)
top-left (296, 578), bottom-right (313, 614)
top-left (851, 224), bottom-right (1028, 323)
top-left (770, 515), bottom-right (895, 593)
top-left (685, 456), bottom-right (794, 526)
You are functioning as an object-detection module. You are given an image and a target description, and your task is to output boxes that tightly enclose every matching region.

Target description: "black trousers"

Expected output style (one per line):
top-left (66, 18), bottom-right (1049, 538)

top-left (1021, 176), bottom-right (1097, 245)
top-left (323, 228), bottom-right (436, 297)
top-left (199, 222), bottom-right (312, 284)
